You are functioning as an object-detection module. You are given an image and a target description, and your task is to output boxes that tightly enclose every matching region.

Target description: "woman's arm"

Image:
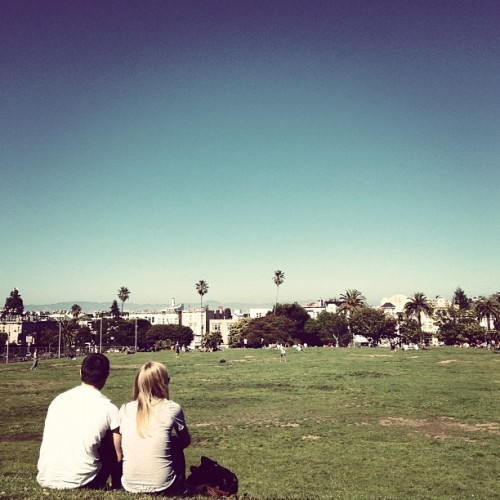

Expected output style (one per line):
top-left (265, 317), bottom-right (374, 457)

top-left (177, 426), bottom-right (191, 449)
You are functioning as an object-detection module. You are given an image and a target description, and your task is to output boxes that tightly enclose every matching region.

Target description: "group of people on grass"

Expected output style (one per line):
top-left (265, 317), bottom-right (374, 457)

top-left (37, 353), bottom-right (191, 495)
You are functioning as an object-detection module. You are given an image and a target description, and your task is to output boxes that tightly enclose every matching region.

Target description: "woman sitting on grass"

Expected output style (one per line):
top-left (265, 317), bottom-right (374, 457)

top-left (114, 361), bottom-right (191, 495)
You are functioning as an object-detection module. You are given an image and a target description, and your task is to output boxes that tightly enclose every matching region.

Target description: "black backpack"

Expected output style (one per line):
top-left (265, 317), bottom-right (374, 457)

top-left (186, 456), bottom-right (238, 496)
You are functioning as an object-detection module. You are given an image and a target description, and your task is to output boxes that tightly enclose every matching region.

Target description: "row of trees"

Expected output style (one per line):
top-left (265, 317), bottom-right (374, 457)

top-left (29, 318), bottom-right (196, 354)
top-left (3, 283), bottom-right (500, 352)
top-left (227, 288), bottom-right (500, 349)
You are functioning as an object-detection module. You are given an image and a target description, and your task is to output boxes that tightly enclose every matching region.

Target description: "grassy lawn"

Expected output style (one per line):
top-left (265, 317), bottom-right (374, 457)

top-left (0, 347), bottom-right (498, 499)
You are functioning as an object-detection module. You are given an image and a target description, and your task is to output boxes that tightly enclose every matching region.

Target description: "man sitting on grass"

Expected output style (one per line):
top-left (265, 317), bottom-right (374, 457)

top-left (37, 353), bottom-right (121, 490)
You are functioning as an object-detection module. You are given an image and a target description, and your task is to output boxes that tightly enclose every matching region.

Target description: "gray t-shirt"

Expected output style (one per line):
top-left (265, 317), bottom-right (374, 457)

top-left (118, 399), bottom-right (187, 493)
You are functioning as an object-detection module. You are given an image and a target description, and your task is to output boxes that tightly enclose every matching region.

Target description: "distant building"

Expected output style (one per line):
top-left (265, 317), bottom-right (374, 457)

top-left (208, 318), bottom-right (238, 347)
top-left (249, 308), bottom-right (272, 319)
top-left (128, 298), bottom-right (183, 326)
top-left (181, 308), bottom-right (215, 348)
top-left (303, 298), bottom-right (338, 319)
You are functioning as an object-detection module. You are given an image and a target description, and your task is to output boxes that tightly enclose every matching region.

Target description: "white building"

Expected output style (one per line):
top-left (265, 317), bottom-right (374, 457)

top-left (127, 298), bottom-right (182, 326)
top-left (303, 299), bottom-right (338, 319)
top-left (181, 308), bottom-right (214, 348)
top-left (249, 308), bottom-right (272, 319)
top-left (128, 310), bottom-right (181, 326)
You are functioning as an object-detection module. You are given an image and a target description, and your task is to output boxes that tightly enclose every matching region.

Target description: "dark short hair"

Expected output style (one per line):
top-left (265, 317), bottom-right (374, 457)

top-left (81, 353), bottom-right (110, 388)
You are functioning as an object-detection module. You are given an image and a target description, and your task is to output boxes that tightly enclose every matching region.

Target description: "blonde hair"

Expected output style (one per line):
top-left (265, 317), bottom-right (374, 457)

top-left (133, 362), bottom-right (170, 438)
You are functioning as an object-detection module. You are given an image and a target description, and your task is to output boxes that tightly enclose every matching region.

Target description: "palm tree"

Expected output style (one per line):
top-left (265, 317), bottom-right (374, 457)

top-left (195, 280), bottom-right (209, 344)
top-left (118, 286), bottom-right (131, 315)
top-left (339, 289), bottom-right (366, 316)
top-left (58, 320), bottom-right (77, 357)
top-left (273, 270), bottom-right (285, 312)
top-left (404, 292), bottom-right (433, 346)
top-left (339, 289), bottom-right (366, 346)
top-left (474, 295), bottom-right (500, 335)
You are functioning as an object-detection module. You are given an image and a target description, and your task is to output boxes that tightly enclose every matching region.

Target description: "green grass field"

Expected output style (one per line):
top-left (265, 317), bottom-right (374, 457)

top-left (0, 347), bottom-right (499, 499)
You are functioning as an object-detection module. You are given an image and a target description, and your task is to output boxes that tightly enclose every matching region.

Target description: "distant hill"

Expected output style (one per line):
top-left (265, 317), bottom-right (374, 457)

top-left (24, 300), bottom-right (274, 313)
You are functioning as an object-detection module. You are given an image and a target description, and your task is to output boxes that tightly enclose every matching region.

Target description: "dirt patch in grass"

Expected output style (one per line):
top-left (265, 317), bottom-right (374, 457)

top-left (379, 417), bottom-right (500, 441)
top-left (350, 354), bottom-right (394, 358)
top-left (437, 360), bottom-right (457, 364)
top-left (302, 435), bottom-right (320, 440)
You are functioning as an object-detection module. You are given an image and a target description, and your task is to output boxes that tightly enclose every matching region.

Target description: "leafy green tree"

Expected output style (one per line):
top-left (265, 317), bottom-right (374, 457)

top-left (203, 330), bottom-right (223, 350)
top-left (305, 312), bottom-right (349, 347)
top-left (71, 304), bottom-right (82, 319)
top-left (2, 288), bottom-right (24, 317)
top-left (74, 325), bottom-right (94, 350)
top-left (349, 308), bottom-right (397, 344)
top-left (244, 315), bottom-right (296, 347)
top-left (398, 318), bottom-right (421, 344)
top-left (404, 292), bottom-right (433, 345)
top-left (228, 318), bottom-right (252, 347)
top-left (118, 286), bottom-right (130, 315)
top-left (146, 324), bottom-right (194, 347)
top-left (273, 270), bottom-right (285, 311)
top-left (195, 280), bottom-right (209, 340)
top-left (103, 319), bottom-right (135, 347)
top-left (37, 327), bottom-right (59, 351)
top-left (110, 300), bottom-right (121, 318)
top-left (272, 303), bottom-right (309, 328)
top-left (436, 306), bottom-right (484, 346)
top-left (272, 302), bottom-right (312, 343)
top-left (133, 318), bottom-right (152, 348)
top-left (474, 295), bottom-right (500, 334)
top-left (453, 288), bottom-right (471, 310)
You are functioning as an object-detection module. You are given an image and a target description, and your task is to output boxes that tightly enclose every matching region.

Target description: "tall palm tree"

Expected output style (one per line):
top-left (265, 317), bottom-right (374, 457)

top-left (339, 289), bottom-right (366, 346)
top-left (118, 286), bottom-right (131, 315)
top-left (273, 270), bottom-right (285, 312)
top-left (195, 280), bottom-right (209, 343)
top-left (339, 289), bottom-right (366, 316)
top-left (474, 295), bottom-right (500, 334)
top-left (404, 292), bottom-right (433, 346)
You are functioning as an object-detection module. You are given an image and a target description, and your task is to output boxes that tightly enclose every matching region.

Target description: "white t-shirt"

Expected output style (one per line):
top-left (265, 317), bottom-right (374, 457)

top-left (37, 384), bottom-right (119, 489)
top-left (118, 399), bottom-right (187, 493)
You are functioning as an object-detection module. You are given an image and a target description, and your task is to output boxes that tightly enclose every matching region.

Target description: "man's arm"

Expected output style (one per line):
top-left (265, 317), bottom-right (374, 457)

top-left (112, 429), bottom-right (123, 462)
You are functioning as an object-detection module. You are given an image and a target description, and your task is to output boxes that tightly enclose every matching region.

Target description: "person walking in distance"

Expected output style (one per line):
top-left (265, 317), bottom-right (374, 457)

top-left (278, 344), bottom-right (287, 362)
top-left (30, 348), bottom-right (38, 371)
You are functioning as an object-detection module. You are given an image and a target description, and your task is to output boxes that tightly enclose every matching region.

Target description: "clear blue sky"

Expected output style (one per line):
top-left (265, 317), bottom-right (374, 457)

top-left (2, 0), bottom-right (499, 306)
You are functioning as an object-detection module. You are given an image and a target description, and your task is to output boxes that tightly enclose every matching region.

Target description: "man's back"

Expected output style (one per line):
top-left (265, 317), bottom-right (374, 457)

top-left (37, 384), bottom-right (118, 489)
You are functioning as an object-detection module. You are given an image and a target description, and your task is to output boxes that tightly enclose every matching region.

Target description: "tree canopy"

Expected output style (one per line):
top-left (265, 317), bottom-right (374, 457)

top-left (305, 311), bottom-right (349, 347)
top-left (146, 324), bottom-right (194, 347)
top-left (349, 308), bottom-right (397, 343)
top-left (453, 287), bottom-right (471, 310)
top-left (110, 300), bottom-right (121, 318)
top-left (242, 315), bottom-right (296, 347)
top-left (2, 288), bottom-right (24, 317)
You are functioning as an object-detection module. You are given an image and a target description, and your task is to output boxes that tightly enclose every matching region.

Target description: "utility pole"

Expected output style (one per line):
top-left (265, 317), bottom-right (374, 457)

top-left (58, 321), bottom-right (62, 358)
top-left (99, 317), bottom-right (103, 354)
top-left (134, 318), bottom-right (138, 351)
